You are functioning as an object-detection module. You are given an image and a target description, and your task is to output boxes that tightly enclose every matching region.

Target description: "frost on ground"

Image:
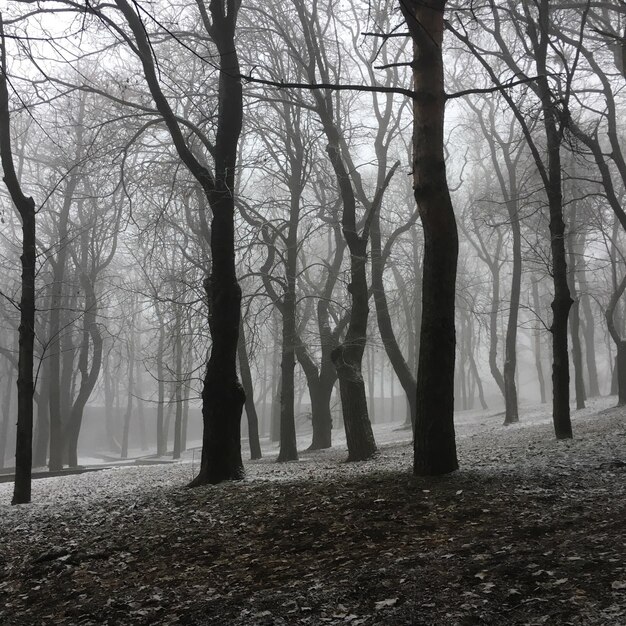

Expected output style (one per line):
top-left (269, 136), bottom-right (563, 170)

top-left (1, 399), bottom-right (625, 625)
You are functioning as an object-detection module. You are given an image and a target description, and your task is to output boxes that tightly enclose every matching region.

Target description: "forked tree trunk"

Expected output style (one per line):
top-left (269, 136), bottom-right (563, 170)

top-left (370, 201), bottom-right (417, 427)
top-left (115, 0), bottom-right (245, 485)
top-left (330, 239), bottom-right (377, 461)
top-left (66, 276), bottom-right (103, 467)
top-left (237, 322), bottom-right (262, 460)
top-left (401, 0), bottom-right (458, 475)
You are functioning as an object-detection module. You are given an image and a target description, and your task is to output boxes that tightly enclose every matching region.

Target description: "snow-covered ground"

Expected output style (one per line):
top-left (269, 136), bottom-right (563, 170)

top-left (1, 397), bottom-right (625, 626)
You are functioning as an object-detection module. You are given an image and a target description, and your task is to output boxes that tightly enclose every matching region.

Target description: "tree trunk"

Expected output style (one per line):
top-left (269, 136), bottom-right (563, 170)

top-left (529, 2), bottom-right (573, 439)
top-left (330, 238), bottom-right (377, 461)
top-left (579, 272), bottom-right (600, 397)
top-left (370, 205), bottom-right (417, 427)
top-left (0, 366), bottom-right (13, 469)
top-left (114, 0), bottom-right (245, 485)
top-left (503, 198), bottom-right (521, 424)
top-left (155, 307), bottom-right (166, 456)
top-left (567, 224), bottom-right (586, 411)
top-left (606, 272), bottom-right (626, 405)
top-left (401, 0), bottom-right (458, 475)
top-left (33, 367), bottom-right (49, 467)
top-left (531, 277), bottom-right (548, 404)
top-left (1, 43), bottom-right (37, 503)
top-left (173, 306), bottom-right (183, 460)
top-left (66, 276), bottom-right (102, 467)
top-left (237, 321), bottom-right (262, 460)
top-left (121, 334), bottom-right (135, 460)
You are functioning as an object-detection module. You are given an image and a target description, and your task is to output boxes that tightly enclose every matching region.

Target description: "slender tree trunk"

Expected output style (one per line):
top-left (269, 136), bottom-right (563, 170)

top-left (173, 306), bottom-right (183, 460)
top-left (503, 199), bottom-right (521, 424)
top-left (1, 40), bottom-right (36, 503)
top-left (401, 0), bottom-right (458, 475)
top-left (0, 367), bottom-right (13, 469)
top-left (121, 334), bottom-right (135, 460)
top-left (487, 264), bottom-right (506, 397)
top-left (606, 272), bottom-right (626, 405)
top-left (371, 206), bottom-right (417, 427)
top-left (33, 367), bottom-right (49, 467)
top-left (579, 271), bottom-right (600, 397)
top-left (532, 277), bottom-right (548, 404)
top-left (237, 321), bottom-right (262, 460)
top-left (66, 276), bottom-right (102, 467)
top-left (155, 307), bottom-right (166, 456)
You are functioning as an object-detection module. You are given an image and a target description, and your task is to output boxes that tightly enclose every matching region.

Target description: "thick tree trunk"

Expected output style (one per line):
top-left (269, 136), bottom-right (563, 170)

top-left (402, 0), bottom-right (458, 475)
top-left (295, 336), bottom-right (334, 451)
top-left (277, 197), bottom-right (300, 462)
top-left (237, 322), bottom-right (262, 460)
top-left (114, 0), bottom-right (245, 485)
top-left (331, 240), bottom-right (377, 461)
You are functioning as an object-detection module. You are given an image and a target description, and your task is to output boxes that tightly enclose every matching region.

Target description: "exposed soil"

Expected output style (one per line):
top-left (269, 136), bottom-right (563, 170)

top-left (1, 399), bottom-right (625, 625)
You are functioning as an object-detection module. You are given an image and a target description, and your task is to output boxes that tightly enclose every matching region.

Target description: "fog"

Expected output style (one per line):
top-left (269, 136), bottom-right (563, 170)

top-left (0, 0), bottom-right (624, 493)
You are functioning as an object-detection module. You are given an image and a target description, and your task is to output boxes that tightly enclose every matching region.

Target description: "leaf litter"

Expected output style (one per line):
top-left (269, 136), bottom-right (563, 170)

top-left (1, 397), bottom-right (625, 625)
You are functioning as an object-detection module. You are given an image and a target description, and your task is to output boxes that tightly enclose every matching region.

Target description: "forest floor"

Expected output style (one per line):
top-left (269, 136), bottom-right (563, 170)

top-left (1, 398), bottom-right (626, 626)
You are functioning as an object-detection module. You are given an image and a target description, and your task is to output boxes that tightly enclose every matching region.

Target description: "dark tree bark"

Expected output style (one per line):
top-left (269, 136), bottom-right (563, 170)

top-left (1, 26), bottom-right (37, 503)
top-left (521, 3), bottom-right (573, 438)
top-left (65, 275), bottom-right (102, 467)
top-left (532, 276), bottom-right (548, 404)
top-left (401, 0), bottom-right (459, 475)
top-left (237, 321), bottom-right (262, 460)
top-left (114, 0), bottom-right (245, 484)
